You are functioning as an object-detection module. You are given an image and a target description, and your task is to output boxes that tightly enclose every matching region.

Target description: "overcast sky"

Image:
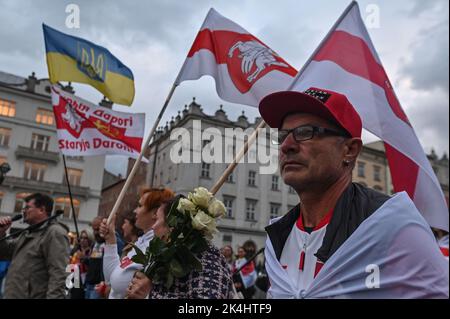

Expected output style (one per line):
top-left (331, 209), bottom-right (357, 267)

top-left (1, 0), bottom-right (448, 176)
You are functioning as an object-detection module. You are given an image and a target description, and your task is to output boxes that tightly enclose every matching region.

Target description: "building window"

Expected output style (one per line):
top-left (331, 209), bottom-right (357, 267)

top-left (64, 168), bottom-right (82, 186)
top-left (14, 192), bottom-right (32, 213)
top-left (201, 162), bottom-right (210, 178)
top-left (35, 108), bottom-right (54, 125)
top-left (167, 167), bottom-right (172, 183)
top-left (223, 196), bottom-right (235, 218)
top-left (227, 145), bottom-right (235, 157)
top-left (31, 133), bottom-right (50, 151)
top-left (223, 234), bottom-right (232, 245)
top-left (226, 171), bottom-right (234, 183)
top-left (357, 161), bottom-right (365, 178)
top-left (271, 176), bottom-right (279, 191)
top-left (248, 170), bottom-right (256, 186)
top-left (245, 199), bottom-right (257, 221)
top-left (54, 197), bottom-right (80, 219)
top-left (0, 99), bottom-right (16, 118)
top-left (373, 165), bottom-right (381, 182)
top-left (0, 128), bottom-right (11, 147)
top-left (24, 161), bottom-right (47, 181)
top-left (270, 203), bottom-right (281, 219)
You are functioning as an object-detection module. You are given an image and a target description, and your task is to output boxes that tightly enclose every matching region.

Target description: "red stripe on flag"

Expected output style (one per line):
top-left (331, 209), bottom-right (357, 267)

top-left (314, 261), bottom-right (324, 278)
top-left (314, 31), bottom-right (411, 126)
top-left (299, 251), bottom-right (305, 271)
top-left (440, 247), bottom-right (449, 257)
top-left (385, 142), bottom-right (419, 199)
top-left (187, 29), bottom-right (243, 63)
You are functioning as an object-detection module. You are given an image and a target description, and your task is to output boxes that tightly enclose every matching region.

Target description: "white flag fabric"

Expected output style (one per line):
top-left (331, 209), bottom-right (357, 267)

top-left (175, 8), bottom-right (297, 107)
top-left (288, 2), bottom-right (448, 231)
top-left (51, 86), bottom-right (146, 160)
top-left (265, 192), bottom-right (449, 299)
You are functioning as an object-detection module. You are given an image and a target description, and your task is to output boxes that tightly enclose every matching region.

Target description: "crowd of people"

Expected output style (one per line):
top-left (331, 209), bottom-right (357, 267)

top-left (0, 88), bottom-right (448, 299)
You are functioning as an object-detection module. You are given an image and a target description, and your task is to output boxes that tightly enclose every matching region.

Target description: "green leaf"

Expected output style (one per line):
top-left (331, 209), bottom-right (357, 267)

top-left (165, 272), bottom-right (174, 289)
top-left (129, 243), bottom-right (147, 265)
top-left (149, 237), bottom-right (165, 255)
top-left (169, 258), bottom-right (185, 277)
top-left (177, 245), bottom-right (202, 272)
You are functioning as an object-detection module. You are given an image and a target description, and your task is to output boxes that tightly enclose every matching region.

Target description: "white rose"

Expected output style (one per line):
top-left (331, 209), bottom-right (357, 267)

top-left (208, 199), bottom-right (226, 218)
top-left (191, 210), bottom-right (217, 235)
top-left (188, 187), bottom-right (213, 208)
top-left (177, 198), bottom-right (196, 214)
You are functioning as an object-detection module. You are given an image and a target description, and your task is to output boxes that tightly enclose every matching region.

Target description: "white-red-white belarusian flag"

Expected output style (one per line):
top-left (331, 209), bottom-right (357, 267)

top-left (175, 8), bottom-right (297, 107)
top-left (51, 85), bottom-right (146, 160)
top-left (289, 2), bottom-right (448, 231)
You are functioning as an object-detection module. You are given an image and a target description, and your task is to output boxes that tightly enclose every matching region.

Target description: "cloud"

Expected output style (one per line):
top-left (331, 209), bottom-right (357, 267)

top-left (399, 0), bottom-right (449, 92)
top-left (1, 0), bottom-right (448, 175)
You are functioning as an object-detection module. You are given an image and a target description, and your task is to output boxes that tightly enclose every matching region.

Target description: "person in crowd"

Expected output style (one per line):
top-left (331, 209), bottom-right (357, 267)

top-left (0, 260), bottom-right (10, 298)
top-left (100, 188), bottom-right (174, 299)
top-left (221, 245), bottom-right (234, 272)
top-left (232, 246), bottom-right (257, 299)
top-left (68, 229), bottom-right (93, 299)
top-left (259, 87), bottom-right (448, 298)
top-left (82, 216), bottom-right (106, 299)
top-left (125, 196), bottom-right (234, 299)
top-left (119, 210), bottom-right (144, 258)
top-left (0, 193), bottom-right (69, 298)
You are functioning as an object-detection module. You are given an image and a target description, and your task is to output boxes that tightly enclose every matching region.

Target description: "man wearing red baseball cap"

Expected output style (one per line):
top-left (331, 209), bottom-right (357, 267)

top-left (260, 88), bottom-right (449, 298)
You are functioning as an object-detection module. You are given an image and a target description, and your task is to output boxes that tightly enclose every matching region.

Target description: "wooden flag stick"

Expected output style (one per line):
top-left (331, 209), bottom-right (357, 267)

top-left (210, 119), bottom-right (267, 195)
top-left (107, 83), bottom-right (178, 225)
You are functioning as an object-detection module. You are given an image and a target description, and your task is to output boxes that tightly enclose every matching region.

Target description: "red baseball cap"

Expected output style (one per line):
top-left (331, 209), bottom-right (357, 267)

top-left (259, 87), bottom-right (362, 138)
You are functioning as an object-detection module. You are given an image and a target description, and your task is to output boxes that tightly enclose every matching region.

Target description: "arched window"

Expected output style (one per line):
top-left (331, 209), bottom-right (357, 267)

top-left (54, 197), bottom-right (80, 219)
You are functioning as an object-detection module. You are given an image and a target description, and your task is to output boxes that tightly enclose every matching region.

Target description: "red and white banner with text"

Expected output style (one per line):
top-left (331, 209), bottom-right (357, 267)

top-left (51, 86), bottom-right (146, 160)
top-left (290, 2), bottom-right (448, 231)
top-left (176, 8), bottom-right (297, 107)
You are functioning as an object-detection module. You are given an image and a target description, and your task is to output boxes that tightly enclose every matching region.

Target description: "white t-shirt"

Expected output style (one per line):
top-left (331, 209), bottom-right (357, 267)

top-left (279, 210), bottom-right (332, 292)
top-left (103, 230), bottom-right (154, 299)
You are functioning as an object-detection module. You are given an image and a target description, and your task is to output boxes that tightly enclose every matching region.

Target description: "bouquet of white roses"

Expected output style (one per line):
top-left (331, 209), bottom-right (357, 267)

top-left (131, 187), bottom-right (226, 289)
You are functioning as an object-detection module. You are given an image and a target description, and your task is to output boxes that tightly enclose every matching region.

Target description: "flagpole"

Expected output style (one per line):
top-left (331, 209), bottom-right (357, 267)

top-left (210, 119), bottom-right (266, 195)
top-left (62, 154), bottom-right (80, 239)
top-left (288, 0), bottom-right (357, 89)
top-left (107, 83), bottom-right (178, 225)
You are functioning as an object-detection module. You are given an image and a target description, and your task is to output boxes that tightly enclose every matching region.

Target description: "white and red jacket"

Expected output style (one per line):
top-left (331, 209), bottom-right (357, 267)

top-left (103, 230), bottom-right (154, 299)
top-left (265, 184), bottom-right (449, 298)
top-left (279, 209), bottom-right (332, 291)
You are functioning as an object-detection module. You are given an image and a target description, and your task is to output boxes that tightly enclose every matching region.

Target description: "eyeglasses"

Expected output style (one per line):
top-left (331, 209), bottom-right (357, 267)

top-left (271, 125), bottom-right (349, 145)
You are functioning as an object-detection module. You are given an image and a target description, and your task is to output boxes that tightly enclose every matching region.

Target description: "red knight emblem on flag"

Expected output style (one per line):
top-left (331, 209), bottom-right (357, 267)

top-left (226, 35), bottom-right (291, 93)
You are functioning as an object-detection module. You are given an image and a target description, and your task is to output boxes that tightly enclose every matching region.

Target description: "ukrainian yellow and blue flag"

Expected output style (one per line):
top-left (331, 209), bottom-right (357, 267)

top-left (43, 24), bottom-right (135, 106)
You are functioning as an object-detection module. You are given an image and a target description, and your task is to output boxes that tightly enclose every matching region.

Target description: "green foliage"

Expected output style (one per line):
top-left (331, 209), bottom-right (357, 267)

top-left (131, 196), bottom-right (209, 290)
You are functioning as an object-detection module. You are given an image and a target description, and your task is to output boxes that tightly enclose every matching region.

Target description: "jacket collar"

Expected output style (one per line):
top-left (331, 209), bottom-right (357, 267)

top-left (265, 183), bottom-right (390, 263)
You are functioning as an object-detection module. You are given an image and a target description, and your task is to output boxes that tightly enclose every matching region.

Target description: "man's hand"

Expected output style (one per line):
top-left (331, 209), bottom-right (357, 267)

top-left (126, 271), bottom-right (153, 299)
top-left (0, 216), bottom-right (12, 237)
top-left (99, 215), bottom-right (116, 245)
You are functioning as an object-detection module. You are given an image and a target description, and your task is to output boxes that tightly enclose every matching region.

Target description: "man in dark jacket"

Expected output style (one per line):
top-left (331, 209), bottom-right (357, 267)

top-left (259, 88), bottom-right (448, 298)
top-left (0, 193), bottom-right (69, 299)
